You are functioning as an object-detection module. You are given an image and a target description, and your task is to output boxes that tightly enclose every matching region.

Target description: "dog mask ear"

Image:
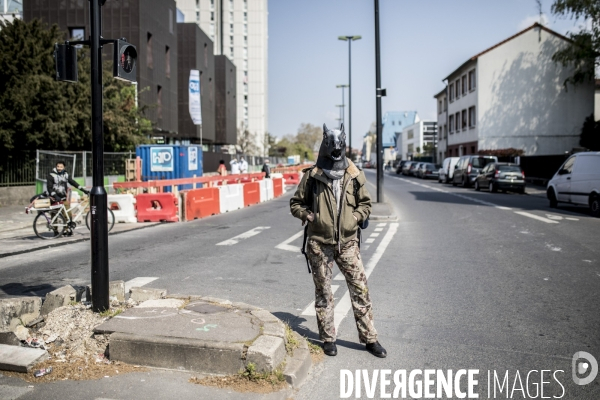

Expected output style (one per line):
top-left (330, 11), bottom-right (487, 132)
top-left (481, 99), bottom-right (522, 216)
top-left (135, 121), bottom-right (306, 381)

top-left (339, 123), bottom-right (346, 142)
top-left (323, 123), bottom-right (329, 139)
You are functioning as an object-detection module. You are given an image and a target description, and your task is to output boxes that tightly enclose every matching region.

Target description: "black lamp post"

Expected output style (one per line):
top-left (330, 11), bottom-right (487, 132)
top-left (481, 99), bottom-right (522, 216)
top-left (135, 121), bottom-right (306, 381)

top-left (338, 35), bottom-right (361, 160)
top-left (374, 0), bottom-right (386, 202)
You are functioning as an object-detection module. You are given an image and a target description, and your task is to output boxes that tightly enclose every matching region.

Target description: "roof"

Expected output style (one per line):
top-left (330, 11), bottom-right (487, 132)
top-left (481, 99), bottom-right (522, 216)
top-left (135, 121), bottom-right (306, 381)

top-left (433, 87), bottom-right (446, 99)
top-left (381, 111), bottom-right (418, 147)
top-left (444, 23), bottom-right (572, 81)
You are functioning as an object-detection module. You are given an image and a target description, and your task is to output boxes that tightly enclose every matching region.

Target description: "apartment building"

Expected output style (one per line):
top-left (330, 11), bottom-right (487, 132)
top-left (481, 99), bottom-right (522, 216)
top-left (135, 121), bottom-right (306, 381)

top-left (435, 23), bottom-right (594, 158)
top-left (434, 88), bottom-right (448, 162)
top-left (399, 120), bottom-right (437, 161)
top-left (0, 0), bottom-right (21, 24)
top-left (178, 0), bottom-right (268, 156)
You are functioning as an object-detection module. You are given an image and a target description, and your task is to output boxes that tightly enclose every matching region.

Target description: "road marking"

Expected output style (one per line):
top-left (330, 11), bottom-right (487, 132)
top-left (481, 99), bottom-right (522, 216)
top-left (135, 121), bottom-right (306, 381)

top-left (365, 238), bottom-right (375, 244)
top-left (124, 277), bottom-right (158, 293)
top-left (216, 226), bottom-right (271, 246)
top-left (376, 223), bottom-right (387, 227)
top-left (369, 233), bottom-right (380, 238)
top-left (374, 228), bottom-right (383, 232)
top-left (514, 211), bottom-right (559, 224)
top-left (301, 285), bottom-right (340, 316)
top-left (334, 223), bottom-right (399, 332)
top-left (275, 230), bottom-right (304, 252)
top-left (566, 217), bottom-right (579, 221)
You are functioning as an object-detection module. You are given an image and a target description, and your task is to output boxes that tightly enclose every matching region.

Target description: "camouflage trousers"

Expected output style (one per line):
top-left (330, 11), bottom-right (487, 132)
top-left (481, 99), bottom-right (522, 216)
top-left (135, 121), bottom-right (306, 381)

top-left (307, 238), bottom-right (377, 344)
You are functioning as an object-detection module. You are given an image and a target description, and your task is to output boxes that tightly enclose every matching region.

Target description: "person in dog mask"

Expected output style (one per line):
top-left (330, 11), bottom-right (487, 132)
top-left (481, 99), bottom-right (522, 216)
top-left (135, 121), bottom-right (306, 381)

top-left (290, 123), bottom-right (386, 358)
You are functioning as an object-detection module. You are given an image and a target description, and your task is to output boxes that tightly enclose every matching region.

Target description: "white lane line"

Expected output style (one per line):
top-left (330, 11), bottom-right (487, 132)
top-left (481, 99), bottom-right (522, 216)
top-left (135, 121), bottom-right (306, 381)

top-left (124, 277), bottom-right (158, 293)
top-left (216, 226), bottom-right (271, 246)
top-left (376, 223), bottom-right (387, 227)
top-left (365, 238), bottom-right (375, 244)
top-left (369, 233), bottom-right (380, 238)
top-left (334, 223), bottom-right (399, 332)
top-left (566, 217), bottom-right (579, 221)
top-left (374, 228), bottom-right (383, 232)
top-left (275, 230), bottom-right (304, 252)
top-left (301, 285), bottom-right (340, 316)
top-left (514, 211), bottom-right (560, 224)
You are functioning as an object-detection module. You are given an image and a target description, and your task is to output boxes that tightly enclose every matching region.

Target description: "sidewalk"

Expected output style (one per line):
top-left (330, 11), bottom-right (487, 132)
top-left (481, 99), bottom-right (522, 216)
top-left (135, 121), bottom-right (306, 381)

top-left (0, 205), bottom-right (160, 258)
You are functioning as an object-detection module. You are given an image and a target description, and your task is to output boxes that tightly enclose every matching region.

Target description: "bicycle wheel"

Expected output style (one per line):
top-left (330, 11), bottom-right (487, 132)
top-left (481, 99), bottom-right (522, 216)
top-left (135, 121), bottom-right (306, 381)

top-left (33, 212), bottom-right (67, 240)
top-left (86, 208), bottom-right (116, 233)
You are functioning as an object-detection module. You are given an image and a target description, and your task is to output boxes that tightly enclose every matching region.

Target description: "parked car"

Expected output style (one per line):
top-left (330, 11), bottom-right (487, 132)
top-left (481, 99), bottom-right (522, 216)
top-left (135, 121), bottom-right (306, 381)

top-left (547, 152), bottom-right (600, 217)
top-left (401, 161), bottom-right (415, 175)
top-left (396, 160), bottom-right (409, 175)
top-left (474, 162), bottom-right (525, 193)
top-left (410, 163), bottom-right (423, 177)
top-left (439, 157), bottom-right (460, 183)
top-left (452, 155), bottom-right (498, 187)
top-left (418, 163), bottom-right (440, 179)
top-left (364, 161), bottom-right (373, 169)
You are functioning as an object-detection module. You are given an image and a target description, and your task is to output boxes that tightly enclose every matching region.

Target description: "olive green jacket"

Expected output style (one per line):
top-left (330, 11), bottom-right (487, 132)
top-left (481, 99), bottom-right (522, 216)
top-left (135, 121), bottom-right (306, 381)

top-left (290, 160), bottom-right (371, 246)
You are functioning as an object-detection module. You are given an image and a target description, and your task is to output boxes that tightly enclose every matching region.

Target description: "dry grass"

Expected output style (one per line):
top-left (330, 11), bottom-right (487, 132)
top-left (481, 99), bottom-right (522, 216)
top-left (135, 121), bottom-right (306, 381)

top-left (307, 340), bottom-right (324, 363)
top-left (2, 355), bottom-right (146, 383)
top-left (190, 363), bottom-right (288, 393)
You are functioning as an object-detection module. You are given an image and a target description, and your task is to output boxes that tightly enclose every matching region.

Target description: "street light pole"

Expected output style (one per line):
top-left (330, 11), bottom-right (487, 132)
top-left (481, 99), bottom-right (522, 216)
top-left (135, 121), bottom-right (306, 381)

top-left (90, 0), bottom-right (109, 312)
top-left (336, 84), bottom-right (348, 129)
top-left (374, 0), bottom-right (385, 203)
top-left (338, 35), bottom-right (361, 160)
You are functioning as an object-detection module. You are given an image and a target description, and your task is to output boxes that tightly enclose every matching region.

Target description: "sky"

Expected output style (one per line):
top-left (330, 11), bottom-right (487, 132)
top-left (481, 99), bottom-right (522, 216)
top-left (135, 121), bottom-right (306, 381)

top-left (267, 0), bottom-right (589, 149)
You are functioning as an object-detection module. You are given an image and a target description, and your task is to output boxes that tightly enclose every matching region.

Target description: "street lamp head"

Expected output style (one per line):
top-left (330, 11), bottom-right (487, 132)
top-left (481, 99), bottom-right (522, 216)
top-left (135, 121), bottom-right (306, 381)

top-left (336, 84), bottom-right (349, 88)
top-left (338, 35), bottom-right (361, 41)
top-left (351, 35), bottom-right (362, 41)
top-left (338, 36), bottom-right (348, 41)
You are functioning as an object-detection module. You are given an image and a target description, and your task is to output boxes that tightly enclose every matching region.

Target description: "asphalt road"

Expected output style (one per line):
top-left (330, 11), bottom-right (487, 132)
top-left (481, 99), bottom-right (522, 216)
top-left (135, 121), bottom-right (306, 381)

top-left (1, 170), bottom-right (599, 399)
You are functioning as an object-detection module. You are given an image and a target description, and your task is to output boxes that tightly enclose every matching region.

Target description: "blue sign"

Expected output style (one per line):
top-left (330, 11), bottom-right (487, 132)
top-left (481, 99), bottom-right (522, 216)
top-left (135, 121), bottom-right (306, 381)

top-left (151, 147), bottom-right (174, 172)
top-left (189, 70), bottom-right (202, 125)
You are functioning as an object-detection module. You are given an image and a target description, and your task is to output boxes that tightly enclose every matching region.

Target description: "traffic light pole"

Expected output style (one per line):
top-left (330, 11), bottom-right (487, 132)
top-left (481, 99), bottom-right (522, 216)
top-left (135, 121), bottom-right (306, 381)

top-left (90, 0), bottom-right (110, 312)
top-left (374, 0), bottom-right (384, 203)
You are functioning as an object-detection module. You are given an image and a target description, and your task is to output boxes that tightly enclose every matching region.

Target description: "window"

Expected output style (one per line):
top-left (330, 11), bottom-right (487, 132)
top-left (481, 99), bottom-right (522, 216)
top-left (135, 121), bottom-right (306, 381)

top-left (196, 11), bottom-right (199, 21)
top-left (230, 11), bottom-right (233, 21)
top-left (211, 11), bottom-right (214, 21)
top-left (407, 129), bottom-right (414, 140)
top-left (244, 24), bottom-right (248, 34)
top-left (407, 144), bottom-right (414, 153)
top-left (210, 23), bottom-right (215, 36)
top-left (438, 100), bottom-right (442, 114)
top-left (230, 24), bottom-right (234, 34)
top-left (444, 125), bottom-right (447, 139)
top-left (561, 156), bottom-right (576, 174)
top-left (244, 12), bottom-right (247, 22)
top-left (449, 115), bottom-right (454, 133)
top-left (391, 121), bottom-right (395, 126)
top-left (455, 112), bottom-right (460, 132)
top-left (461, 75), bottom-right (466, 95)
top-left (449, 84), bottom-right (454, 102)
top-left (157, 85), bottom-right (162, 119)
top-left (230, 47), bottom-right (234, 57)
top-left (169, 9), bottom-right (173, 34)
top-left (230, 35), bottom-right (234, 45)
top-left (243, 47), bottom-right (248, 58)
top-left (244, 35), bottom-right (248, 45)
top-left (455, 79), bottom-right (460, 98)
top-left (69, 27), bottom-right (84, 40)
top-left (468, 69), bottom-right (476, 91)
top-left (165, 46), bottom-right (170, 77)
top-left (468, 106), bottom-right (476, 127)
top-left (146, 32), bottom-right (153, 68)
top-left (444, 97), bottom-right (447, 111)
top-left (462, 110), bottom-right (467, 130)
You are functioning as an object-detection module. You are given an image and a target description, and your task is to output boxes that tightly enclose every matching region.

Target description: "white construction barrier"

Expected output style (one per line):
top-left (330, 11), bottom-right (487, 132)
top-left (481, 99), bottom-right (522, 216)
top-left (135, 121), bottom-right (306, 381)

top-left (107, 194), bottom-right (137, 223)
top-left (259, 179), bottom-right (274, 202)
top-left (218, 184), bottom-right (244, 213)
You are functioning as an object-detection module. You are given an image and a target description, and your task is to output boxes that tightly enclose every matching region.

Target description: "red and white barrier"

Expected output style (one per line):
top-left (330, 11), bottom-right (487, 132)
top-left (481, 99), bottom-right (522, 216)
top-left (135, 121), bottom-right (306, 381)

top-left (107, 194), bottom-right (137, 223)
top-left (218, 184), bottom-right (244, 213)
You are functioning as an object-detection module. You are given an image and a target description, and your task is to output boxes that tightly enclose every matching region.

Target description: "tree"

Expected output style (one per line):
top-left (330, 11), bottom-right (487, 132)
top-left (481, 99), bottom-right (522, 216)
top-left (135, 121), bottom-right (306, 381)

top-left (550, 0), bottom-right (599, 86)
top-left (580, 113), bottom-right (600, 150)
top-left (237, 125), bottom-right (260, 155)
top-left (295, 123), bottom-right (322, 153)
top-left (0, 18), bottom-right (152, 159)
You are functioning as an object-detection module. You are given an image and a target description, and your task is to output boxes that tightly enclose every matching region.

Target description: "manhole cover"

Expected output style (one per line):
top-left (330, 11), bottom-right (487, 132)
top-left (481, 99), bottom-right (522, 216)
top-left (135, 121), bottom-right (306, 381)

top-left (185, 302), bottom-right (229, 314)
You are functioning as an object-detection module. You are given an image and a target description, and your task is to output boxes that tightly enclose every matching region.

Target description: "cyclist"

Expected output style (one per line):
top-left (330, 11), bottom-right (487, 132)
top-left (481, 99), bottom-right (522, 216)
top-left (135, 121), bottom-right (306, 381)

top-left (47, 161), bottom-right (89, 236)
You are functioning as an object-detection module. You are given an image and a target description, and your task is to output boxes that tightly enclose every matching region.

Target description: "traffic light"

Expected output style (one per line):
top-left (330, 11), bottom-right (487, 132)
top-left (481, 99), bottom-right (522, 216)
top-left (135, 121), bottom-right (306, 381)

top-left (54, 43), bottom-right (78, 83)
top-left (113, 39), bottom-right (137, 82)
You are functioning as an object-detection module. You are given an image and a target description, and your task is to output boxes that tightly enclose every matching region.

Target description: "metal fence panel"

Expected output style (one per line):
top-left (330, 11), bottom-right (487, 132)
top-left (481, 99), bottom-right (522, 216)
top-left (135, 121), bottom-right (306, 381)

top-left (0, 152), bottom-right (36, 187)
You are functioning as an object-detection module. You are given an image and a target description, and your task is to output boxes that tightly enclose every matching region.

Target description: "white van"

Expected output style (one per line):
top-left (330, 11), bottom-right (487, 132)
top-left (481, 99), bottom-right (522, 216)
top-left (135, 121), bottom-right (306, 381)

top-left (439, 157), bottom-right (459, 183)
top-left (547, 152), bottom-right (600, 217)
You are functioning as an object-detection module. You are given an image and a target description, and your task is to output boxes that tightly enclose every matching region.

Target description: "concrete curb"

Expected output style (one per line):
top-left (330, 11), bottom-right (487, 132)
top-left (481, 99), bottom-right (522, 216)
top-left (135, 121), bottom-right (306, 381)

top-left (283, 331), bottom-right (312, 389)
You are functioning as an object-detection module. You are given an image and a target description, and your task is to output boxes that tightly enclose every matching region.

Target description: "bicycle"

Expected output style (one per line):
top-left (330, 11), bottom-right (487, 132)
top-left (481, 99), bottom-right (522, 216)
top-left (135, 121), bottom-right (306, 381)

top-left (27, 191), bottom-right (115, 240)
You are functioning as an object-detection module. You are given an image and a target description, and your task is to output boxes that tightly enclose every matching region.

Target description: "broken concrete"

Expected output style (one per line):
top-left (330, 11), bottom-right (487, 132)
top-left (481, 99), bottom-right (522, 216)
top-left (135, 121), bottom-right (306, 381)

top-left (40, 285), bottom-right (76, 316)
top-left (109, 280), bottom-right (125, 302)
top-left (0, 344), bottom-right (47, 373)
top-left (129, 287), bottom-right (167, 302)
top-left (0, 297), bottom-right (41, 332)
top-left (246, 335), bottom-right (286, 372)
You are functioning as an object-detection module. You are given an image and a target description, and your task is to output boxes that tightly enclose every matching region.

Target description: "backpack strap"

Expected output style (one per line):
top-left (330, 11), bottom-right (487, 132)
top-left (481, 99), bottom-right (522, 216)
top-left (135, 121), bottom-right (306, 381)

top-left (301, 166), bottom-right (316, 274)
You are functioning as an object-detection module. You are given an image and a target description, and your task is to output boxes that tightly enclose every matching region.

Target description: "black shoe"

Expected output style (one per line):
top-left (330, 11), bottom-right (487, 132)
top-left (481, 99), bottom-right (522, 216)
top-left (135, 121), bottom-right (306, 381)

top-left (64, 230), bottom-right (73, 237)
top-left (366, 341), bottom-right (387, 358)
top-left (323, 341), bottom-right (337, 356)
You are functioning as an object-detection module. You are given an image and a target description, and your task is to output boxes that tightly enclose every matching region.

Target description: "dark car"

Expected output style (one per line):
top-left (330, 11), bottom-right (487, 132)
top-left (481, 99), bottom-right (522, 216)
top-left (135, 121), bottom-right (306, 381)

top-left (396, 160), bottom-right (409, 175)
top-left (402, 161), bottom-right (415, 175)
top-left (452, 155), bottom-right (498, 187)
top-left (474, 163), bottom-right (525, 193)
top-left (418, 163), bottom-right (440, 179)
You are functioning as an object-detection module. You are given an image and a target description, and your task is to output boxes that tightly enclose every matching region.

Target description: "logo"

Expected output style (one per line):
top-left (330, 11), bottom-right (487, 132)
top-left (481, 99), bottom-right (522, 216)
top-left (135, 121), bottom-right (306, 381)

top-left (572, 351), bottom-right (598, 386)
top-left (189, 80), bottom-right (200, 93)
top-left (150, 147), bottom-right (173, 172)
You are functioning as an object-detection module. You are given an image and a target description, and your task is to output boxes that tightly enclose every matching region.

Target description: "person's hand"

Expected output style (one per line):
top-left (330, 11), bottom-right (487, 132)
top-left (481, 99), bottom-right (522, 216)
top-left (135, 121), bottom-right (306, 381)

top-left (80, 188), bottom-right (90, 195)
top-left (306, 213), bottom-right (314, 222)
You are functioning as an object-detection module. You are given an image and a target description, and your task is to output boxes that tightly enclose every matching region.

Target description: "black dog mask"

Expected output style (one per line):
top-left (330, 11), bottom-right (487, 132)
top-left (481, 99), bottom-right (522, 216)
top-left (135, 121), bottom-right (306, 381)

top-left (316, 123), bottom-right (349, 172)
